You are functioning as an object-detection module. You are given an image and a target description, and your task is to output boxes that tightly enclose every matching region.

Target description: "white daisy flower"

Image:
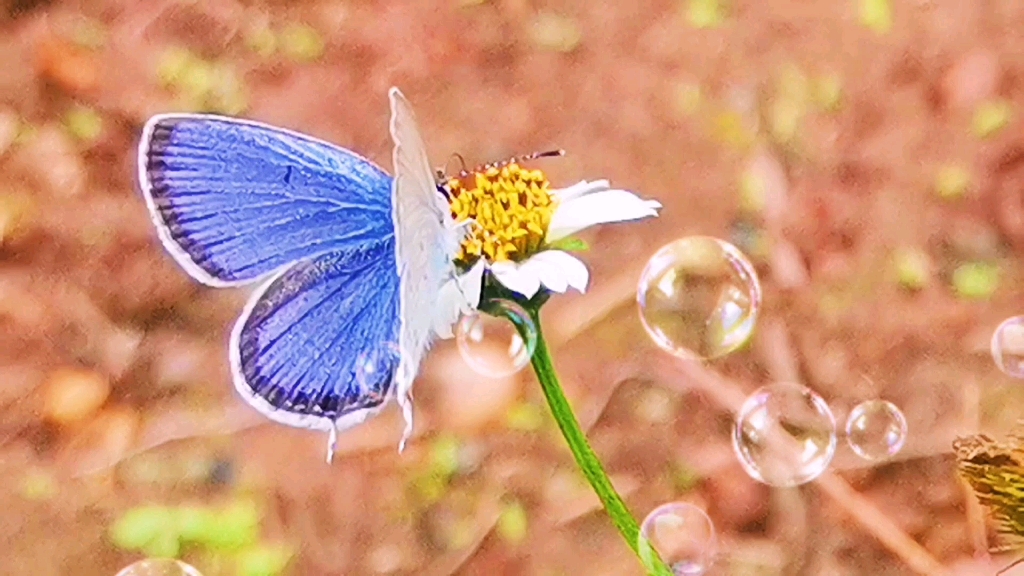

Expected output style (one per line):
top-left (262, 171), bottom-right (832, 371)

top-left (432, 164), bottom-right (662, 316)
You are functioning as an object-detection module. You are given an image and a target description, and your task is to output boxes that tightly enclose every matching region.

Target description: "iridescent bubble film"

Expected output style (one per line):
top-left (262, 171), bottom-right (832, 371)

top-left (845, 400), bottom-right (908, 460)
top-left (115, 559), bottom-right (204, 576)
top-left (639, 502), bottom-right (717, 576)
top-left (992, 316), bottom-right (1024, 378)
top-left (455, 299), bottom-right (537, 378)
top-left (637, 237), bottom-right (761, 360)
top-left (732, 382), bottom-right (837, 487)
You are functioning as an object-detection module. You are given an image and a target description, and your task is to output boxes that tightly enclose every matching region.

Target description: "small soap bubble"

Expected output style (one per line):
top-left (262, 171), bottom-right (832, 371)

top-left (845, 400), bottom-right (907, 460)
top-left (992, 316), bottom-right (1024, 378)
top-left (115, 559), bottom-right (203, 576)
top-left (456, 300), bottom-right (536, 378)
top-left (638, 502), bottom-right (717, 575)
top-left (637, 236), bottom-right (761, 360)
top-left (732, 382), bottom-right (837, 487)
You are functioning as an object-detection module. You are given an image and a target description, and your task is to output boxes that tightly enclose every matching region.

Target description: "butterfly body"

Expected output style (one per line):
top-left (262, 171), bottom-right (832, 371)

top-left (139, 89), bottom-right (475, 459)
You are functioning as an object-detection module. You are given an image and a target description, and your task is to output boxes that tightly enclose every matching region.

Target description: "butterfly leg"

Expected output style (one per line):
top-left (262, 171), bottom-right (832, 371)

top-left (325, 423), bottom-right (338, 464)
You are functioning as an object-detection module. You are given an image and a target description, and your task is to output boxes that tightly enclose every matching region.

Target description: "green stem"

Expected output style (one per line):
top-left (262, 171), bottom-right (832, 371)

top-left (488, 297), bottom-right (674, 576)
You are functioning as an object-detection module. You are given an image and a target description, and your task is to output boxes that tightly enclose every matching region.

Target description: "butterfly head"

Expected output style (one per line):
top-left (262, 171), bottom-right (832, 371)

top-left (435, 150), bottom-right (565, 267)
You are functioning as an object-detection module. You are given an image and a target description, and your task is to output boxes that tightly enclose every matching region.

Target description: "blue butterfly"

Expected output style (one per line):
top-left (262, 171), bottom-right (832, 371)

top-left (138, 88), bottom-right (481, 461)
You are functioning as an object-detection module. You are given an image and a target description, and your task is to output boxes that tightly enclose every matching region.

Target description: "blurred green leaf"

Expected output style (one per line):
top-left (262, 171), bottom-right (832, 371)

top-left (952, 262), bottom-right (1000, 300)
top-left (496, 500), bottom-right (528, 545)
top-left (892, 247), bottom-right (932, 291)
top-left (770, 64), bottom-right (810, 144)
top-left (236, 544), bottom-right (294, 576)
top-left (669, 461), bottom-right (701, 493)
top-left (430, 434), bottom-right (462, 478)
top-left (813, 74), bottom-right (843, 112)
top-left (177, 59), bottom-right (215, 103)
top-left (201, 500), bottom-right (260, 551)
top-left (859, 0), bottom-right (892, 34)
top-left (505, 401), bottom-right (545, 431)
top-left (711, 111), bottom-right (753, 149)
top-left (141, 533), bottom-right (181, 558)
top-left (207, 64), bottom-right (249, 115)
top-left (157, 47), bottom-right (196, 87)
top-left (109, 505), bottom-right (177, 552)
top-left (63, 106), bottom-right (103, 143)
top-left (245, 27), bottom-right (278, 57)
top-left (409, 471), bottom-right (449, 504)
top-left (972, 100), bottom-right (1013, 139)
top-left (547, 237), bottom-right (589, 253)
top-left (175, 505), bottom-right (218, 544)
top-left (739, 169), bottom-right (765, 213)
top-left (280, 24), bottom-right (325, 62)
top-left (934, 165), bottom-right (971, 200)
top-left (686, 0), bottom-right (727, 29)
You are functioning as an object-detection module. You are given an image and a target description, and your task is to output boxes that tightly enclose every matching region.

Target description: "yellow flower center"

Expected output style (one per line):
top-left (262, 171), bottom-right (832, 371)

top-left (445, 162), bottom-right (556, 265)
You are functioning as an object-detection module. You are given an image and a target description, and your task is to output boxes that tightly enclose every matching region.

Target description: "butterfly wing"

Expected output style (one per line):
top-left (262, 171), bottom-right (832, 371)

top-left (229, 238), bottom-right (400, 435)
top-left (139, 114), bottom-right (394, 286)
top-left (388, 88), bottom-right (464, 446)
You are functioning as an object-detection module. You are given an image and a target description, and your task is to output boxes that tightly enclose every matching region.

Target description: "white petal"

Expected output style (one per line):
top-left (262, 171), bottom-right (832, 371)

top-left (551, 179), bottom-right (611, 202)
top-left (432, 279), bottom-right (465, 339)
top-left (491, 260), bottom-right (542, 298)
top-left (457, 258), bottom-right (486, 310)
top-left (547, 189), bottom-right (662, 242)
top-left (519, 253), bottom-right (568, 293)
top-left (533, 250), bottom-right (589, 293)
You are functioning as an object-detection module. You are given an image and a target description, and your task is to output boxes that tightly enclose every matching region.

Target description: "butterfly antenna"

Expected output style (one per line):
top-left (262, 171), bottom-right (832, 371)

top-left (519, 149), bottom-right (565, 162)
top-left (452, 152), bottom-right (469, 177)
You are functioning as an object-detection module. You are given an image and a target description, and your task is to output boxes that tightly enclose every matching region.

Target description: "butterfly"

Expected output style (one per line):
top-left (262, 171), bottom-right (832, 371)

top-left (138, 88), bottom-right (482, 461)
top-left (954, 431), bottom-right (1024, 574)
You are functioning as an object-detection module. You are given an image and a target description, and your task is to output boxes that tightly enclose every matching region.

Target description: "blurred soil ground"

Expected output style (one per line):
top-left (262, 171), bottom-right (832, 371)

top-left (1, 0), bottom-right (1024, 575)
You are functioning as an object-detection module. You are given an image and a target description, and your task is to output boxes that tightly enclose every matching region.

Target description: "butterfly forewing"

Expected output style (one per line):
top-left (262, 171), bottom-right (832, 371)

top-left (139, 114), bottom-right (394, 286)
top-left (387, 88), bottom-right (462, 443)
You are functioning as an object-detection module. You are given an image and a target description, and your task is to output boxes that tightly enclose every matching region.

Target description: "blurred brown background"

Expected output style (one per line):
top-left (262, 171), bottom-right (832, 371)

top-left (1, 0), bottom-right (1024, 574)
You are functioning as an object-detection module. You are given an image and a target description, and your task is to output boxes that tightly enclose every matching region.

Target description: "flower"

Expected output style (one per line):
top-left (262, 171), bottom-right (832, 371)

top-left (434, 162), bottom-right (662, 307)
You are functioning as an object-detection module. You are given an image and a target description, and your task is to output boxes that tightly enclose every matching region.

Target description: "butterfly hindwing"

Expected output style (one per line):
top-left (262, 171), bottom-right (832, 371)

top-left (229, 239), bottom-right (401, 432)
top-left (139, 114), bottom-right (394, 286)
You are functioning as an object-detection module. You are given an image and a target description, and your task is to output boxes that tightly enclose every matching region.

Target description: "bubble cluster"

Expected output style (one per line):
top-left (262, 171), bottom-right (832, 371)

top-left (845, 400), bottom-right (908, 460)
top-left (455, 299), bottom-right (537, 378)
top-left (639, 502), bottom-right (717, 576)
top-left (992, 316), bottom-right (1024, 378)
top-left (115, 559), bottom-right (203, 576)
top-left (637, 237), bottom-right (761, 360)
top-left (732, 383), bottom-right (837, 487)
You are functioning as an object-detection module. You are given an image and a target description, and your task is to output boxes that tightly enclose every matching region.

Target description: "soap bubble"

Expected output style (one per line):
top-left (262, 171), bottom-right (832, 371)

top-left (992, 316), bottom-right (1024, 378)
top-left (637, 237), bottom-right (761, 360)
top-left (456, 300), bottom-right (536, 377)
top-left (732, 382), bottom-right (837, 487)
top-left (845, 400), bottom-right (907, 460)
top-left (639, 502), bottom-right (716, 575)
top-left (115, 559), bottom-right (203, 576)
